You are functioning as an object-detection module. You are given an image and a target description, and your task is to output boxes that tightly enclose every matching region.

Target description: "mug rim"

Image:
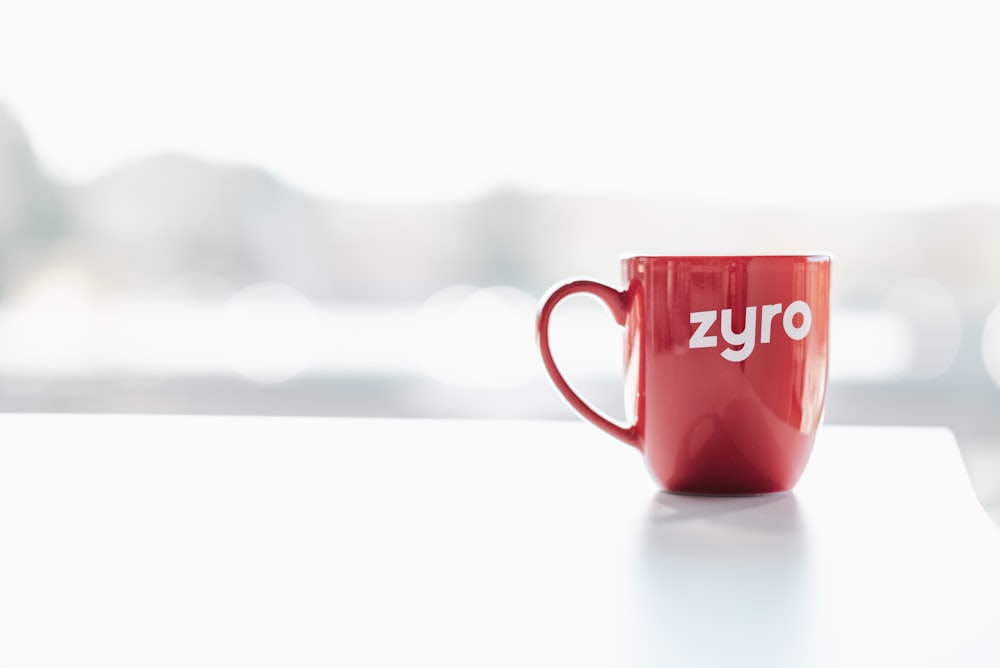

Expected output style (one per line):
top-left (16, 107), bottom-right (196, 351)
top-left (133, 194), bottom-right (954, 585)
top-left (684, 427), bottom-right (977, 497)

top-left (620, 252), bottom-right (831, 261)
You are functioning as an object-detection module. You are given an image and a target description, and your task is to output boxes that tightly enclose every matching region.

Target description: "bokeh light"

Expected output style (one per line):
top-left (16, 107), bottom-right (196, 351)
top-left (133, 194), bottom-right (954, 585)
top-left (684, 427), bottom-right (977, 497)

top-left (219, 282), bottom-right (319, 384)
top-left (412, 285), bottom-right (537, 388)
top-left (982, 302), bottom-right (1000, 390)
top-left (0, 264), bottom-right (99, 377)
top-left (829, 309), bottom-right (915, 382)
top-left (881, 278), bottom-right (962, 380)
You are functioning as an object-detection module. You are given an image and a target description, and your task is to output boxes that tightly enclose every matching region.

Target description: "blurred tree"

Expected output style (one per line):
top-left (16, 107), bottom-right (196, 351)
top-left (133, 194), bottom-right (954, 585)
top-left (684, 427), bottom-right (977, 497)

top-left (67, 153), bottom-right (333, 297)
top-left (467, 188), bottom-right (540, 289)
top-left (0, 104), bottom-right (67, 294)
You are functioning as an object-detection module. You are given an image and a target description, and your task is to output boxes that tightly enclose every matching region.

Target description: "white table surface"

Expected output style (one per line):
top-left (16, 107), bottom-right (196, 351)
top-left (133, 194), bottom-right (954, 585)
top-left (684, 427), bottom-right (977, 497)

top-left (1, 414), bottom-right (998, 667)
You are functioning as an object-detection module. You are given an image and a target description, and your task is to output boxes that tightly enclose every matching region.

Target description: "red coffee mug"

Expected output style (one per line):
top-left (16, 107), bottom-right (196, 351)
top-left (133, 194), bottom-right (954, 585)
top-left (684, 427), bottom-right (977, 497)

top-left (537, 255), bottom-right (830, 495)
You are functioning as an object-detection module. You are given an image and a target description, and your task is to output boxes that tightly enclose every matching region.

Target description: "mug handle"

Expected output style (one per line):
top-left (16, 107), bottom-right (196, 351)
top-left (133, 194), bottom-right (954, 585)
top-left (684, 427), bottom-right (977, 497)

top-left (536, 279), bottom-right (640, 449)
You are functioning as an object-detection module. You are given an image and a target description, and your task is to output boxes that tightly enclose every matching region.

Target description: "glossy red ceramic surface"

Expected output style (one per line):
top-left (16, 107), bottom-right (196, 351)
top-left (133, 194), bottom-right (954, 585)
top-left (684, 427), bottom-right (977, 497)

top-left (537, 255), bottom-right (830, 494)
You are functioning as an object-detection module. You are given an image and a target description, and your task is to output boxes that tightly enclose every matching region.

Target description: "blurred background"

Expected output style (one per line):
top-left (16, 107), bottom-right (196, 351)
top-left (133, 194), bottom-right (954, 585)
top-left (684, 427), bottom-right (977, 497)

top-left (0, 0), bottom-right (998, 521)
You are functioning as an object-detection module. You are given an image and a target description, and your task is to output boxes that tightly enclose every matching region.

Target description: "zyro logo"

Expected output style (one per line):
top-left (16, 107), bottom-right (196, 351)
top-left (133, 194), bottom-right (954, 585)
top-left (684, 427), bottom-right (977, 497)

top-left (689, 301), bottom-right (812, 362)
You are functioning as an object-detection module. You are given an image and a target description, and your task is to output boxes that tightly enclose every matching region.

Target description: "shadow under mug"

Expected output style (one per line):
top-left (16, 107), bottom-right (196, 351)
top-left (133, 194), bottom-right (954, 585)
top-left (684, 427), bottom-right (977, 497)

top-left (537, 254), bottom-right (830, 495)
